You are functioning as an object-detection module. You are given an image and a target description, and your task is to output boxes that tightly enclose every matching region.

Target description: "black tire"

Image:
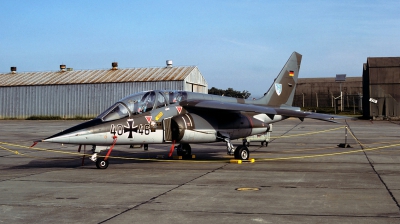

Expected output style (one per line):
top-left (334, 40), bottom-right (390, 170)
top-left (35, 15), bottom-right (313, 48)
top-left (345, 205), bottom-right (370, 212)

top-left (96, 158), bottom-right (109, 169)
top-left (265, 141), bottom-right (269, 147)
top-left (234, 145), bottom-right (250, 160)
top-left (177, 143), bottom-right (191, 156)
top-left (261, 142), bottom-right (264, 146)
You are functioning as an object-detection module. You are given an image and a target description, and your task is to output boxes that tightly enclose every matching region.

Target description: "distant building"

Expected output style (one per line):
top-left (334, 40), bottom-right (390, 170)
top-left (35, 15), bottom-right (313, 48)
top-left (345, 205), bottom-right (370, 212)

top-left (293, 77), bottom-right (363, 112)
top-left (363, 57), bottom-right (400, 119)
top-left (0, 62), bottom-right (208, 119)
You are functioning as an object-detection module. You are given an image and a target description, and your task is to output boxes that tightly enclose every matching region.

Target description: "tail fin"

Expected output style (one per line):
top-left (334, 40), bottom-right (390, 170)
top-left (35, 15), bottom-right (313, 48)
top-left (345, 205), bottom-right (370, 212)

top-left (254, 52), bottom-right (302, 107)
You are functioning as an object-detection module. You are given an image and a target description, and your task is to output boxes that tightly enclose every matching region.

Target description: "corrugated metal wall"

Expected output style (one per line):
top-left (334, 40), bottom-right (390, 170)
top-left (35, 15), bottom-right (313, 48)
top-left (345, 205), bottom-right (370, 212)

top-left (0, 81), bottom-right (187, 119)
top-left (363, 57), bottom-right (400, 119)
top-left (185, 68), bottom-right (208, 93)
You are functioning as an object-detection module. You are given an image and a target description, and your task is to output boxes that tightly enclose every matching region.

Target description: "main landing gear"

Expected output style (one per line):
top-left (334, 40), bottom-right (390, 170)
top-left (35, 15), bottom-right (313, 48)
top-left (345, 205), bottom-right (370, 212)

top-left (224, 138), bottom-right (250, 160)
top-left (234, 145), bottom-right (250, 160)
top-left (176, 143), bottom-right (192, 157)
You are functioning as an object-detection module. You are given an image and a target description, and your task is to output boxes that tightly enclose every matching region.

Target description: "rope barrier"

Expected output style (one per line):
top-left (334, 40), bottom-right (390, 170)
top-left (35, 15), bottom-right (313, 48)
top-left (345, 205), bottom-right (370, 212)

top-left (0, 125), bottom-right (399, 163)
top-left (268, 126), bottom-right (345, 139)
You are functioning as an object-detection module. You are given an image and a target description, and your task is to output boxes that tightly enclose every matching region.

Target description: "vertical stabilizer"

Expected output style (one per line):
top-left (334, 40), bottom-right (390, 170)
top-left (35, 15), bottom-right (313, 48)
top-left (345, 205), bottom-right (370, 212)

top-left (254, 52), bottom-right (302, 107)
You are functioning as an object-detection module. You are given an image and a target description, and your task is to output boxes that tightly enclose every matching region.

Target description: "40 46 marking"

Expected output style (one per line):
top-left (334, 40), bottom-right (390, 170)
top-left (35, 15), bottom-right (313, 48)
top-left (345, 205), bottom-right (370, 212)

top-left (109, 119), bottom-right (150, 138)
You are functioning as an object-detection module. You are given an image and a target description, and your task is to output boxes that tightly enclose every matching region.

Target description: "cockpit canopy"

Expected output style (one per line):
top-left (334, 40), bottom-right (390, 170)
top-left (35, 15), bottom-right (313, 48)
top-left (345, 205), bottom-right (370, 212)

top-left (97, 90), bottom-right (188, 122)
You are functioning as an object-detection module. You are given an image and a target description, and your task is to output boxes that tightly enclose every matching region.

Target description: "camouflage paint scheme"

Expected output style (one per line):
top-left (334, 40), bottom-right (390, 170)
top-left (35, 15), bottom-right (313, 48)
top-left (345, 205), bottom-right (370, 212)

top-left (42, 52), bottom-right (346, 168)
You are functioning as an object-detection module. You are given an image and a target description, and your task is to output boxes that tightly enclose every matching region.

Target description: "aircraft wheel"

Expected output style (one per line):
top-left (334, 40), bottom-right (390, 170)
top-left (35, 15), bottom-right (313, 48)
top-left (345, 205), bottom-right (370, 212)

top-left (177, 143), bottom-right (191, 156)
top-left (96, 158), bottom-right (109, 169)
top-left (265, 141), bottom-right (269, 147)
top-left (234, 145), bottom-right (250, 160)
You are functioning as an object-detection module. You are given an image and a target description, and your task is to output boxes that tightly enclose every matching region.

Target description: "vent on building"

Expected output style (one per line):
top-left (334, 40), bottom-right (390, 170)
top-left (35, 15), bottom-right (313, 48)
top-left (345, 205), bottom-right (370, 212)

top-left (112, 62), bottom-right (118, 70)
top-left (166, 60), bottom-right (173, 68)
top-left (10, 67), bottom-right (17, 74)
top-left (60, 64), bottom-right (66, 72)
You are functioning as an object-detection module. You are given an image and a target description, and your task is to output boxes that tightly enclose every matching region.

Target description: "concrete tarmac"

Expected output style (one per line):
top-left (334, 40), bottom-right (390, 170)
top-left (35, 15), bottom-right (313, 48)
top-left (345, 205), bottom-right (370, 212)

top-left (0, 118), bottom-right (400, 223)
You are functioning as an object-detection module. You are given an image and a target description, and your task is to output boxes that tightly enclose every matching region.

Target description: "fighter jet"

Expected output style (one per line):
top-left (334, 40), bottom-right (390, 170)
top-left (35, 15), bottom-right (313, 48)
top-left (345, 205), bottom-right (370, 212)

top-left (42, 52), bottom-right (345, 169)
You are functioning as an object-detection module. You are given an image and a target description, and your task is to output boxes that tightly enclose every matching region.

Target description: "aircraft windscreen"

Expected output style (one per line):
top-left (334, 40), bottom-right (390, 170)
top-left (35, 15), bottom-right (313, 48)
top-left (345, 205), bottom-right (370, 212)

top-left (98, 91), bottom-right (187, 121)
top-left (119, 91), bottom-right (156, 115)
top-left (99, 103), bottom-right (130, 122)
top-left (152, 91), bottom-right (167, 108)
top-left (165, 91), bottom-right (187, 104)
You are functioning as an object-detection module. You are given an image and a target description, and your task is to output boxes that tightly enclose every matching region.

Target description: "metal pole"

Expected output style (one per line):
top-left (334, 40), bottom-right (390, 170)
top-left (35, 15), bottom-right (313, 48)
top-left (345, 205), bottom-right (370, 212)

top-left (340, 83), bottom-right (343, 111)
top-left (334, 97), bottom-right (337, 114)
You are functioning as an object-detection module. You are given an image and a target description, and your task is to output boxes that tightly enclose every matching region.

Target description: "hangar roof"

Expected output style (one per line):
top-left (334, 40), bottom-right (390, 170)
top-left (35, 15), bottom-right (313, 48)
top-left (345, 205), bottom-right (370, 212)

top-left (367, 57), bottom-right (400, 68)
top-left (0, 66), bottom-right (198, 87)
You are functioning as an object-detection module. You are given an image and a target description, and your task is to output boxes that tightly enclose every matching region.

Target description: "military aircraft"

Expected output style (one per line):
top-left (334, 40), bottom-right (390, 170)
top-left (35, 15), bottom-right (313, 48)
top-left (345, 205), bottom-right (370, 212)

top-left (41, 52), bottom-right (345, 169)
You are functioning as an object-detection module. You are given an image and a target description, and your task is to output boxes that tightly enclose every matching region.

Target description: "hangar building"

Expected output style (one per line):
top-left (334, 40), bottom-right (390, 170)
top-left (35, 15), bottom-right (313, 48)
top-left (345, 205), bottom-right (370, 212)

top-left (0, 61), bottom-right (208, 119)
top-left (362, 57), bottom-right (400, 119)
top-left (293, 77), bottom-right (363, 112)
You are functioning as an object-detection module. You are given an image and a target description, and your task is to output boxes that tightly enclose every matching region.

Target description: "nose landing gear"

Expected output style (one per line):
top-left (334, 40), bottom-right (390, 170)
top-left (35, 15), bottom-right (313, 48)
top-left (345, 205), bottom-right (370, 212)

top-left (96, 158), bottom-right (109, 169)
top-left (89, 151), bottom-right (109, 169)
top-left (89, 136), bottom-right (117, 169)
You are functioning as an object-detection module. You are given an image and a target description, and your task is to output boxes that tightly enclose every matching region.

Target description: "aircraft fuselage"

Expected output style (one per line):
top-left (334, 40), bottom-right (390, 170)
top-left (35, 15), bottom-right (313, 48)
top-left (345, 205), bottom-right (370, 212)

top-left (44, 90), bottom-right (283, 146)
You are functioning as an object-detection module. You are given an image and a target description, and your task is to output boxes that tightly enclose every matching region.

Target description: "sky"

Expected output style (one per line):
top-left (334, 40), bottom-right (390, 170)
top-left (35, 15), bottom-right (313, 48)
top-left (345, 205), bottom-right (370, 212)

top-left (1, 0), bottom-right (400, 97)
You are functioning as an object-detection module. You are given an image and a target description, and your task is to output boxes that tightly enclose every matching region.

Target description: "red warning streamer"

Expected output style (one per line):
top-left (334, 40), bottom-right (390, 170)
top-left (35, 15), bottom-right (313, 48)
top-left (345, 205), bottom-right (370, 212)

top-left (30, 142), bottom-right (38, 148)
top-left (168, 140), bottom-right (175, 157)
top-left (104, 135), bottom-right (118, 161)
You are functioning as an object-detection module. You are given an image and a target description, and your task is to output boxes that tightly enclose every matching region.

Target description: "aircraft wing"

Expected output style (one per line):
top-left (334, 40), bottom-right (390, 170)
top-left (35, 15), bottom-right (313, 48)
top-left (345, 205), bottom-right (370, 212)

top-left (180, 99), bottom-right (347, 123)
top-left (181, 99), bottom-right (277, 114)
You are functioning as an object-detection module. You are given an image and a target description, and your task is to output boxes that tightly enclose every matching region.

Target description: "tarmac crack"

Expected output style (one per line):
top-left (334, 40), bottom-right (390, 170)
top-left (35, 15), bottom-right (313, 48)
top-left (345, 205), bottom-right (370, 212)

top-left (346, 120), bottom-right (400, 212)
top-left (98, 163), bottom-right (229, 224)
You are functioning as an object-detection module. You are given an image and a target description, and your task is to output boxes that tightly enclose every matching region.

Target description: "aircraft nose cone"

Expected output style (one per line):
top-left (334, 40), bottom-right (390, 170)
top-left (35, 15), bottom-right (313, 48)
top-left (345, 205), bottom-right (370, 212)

top-left (43, 118), bottom-right (103, 144)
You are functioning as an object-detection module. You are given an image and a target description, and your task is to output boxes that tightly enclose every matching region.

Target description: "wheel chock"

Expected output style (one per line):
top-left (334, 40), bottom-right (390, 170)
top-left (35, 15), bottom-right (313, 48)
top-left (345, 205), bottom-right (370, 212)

top-left (230, 158), bottom-right (255, 164)
top-left (230, 159), bottom-right (242, 164)
top-left (188, 154), bottom-right (196, 159)
top-left (244, 158), bottom-right (255, 163)
top-left (173, 155), bottom-right (196, 160)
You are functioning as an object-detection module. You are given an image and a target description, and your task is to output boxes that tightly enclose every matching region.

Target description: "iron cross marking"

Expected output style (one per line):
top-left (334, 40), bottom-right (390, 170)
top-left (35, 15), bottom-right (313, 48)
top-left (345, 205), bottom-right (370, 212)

top-left (124, 119), bottom-right (138, 138)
